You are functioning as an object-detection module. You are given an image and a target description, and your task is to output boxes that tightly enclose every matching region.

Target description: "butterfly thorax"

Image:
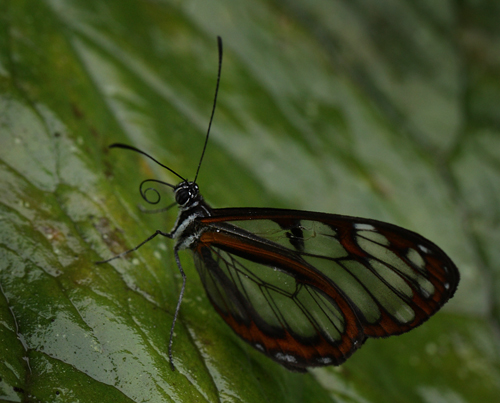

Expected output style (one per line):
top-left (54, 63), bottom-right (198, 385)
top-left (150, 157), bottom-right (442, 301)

top-left (170, 181), bottom-right (212, 250)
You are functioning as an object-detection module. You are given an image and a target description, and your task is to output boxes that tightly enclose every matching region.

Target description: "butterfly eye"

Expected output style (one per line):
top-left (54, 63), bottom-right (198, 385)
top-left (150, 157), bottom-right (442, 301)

top-left (175, 183), bottom-right (200, 206)
top-left (175, 188), bottom-right (191, 206)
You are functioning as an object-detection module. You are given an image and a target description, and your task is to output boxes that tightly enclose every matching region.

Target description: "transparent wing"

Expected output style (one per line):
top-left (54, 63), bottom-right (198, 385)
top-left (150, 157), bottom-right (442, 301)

top-left (193, 240), bottom-right (365, 371)
top-left (194, 208), bottom-right (459, 370)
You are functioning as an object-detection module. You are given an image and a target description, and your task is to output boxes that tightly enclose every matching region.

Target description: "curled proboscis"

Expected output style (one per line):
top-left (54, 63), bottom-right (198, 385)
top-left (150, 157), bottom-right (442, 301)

top-left (139, 179), bottom-right (174, 205)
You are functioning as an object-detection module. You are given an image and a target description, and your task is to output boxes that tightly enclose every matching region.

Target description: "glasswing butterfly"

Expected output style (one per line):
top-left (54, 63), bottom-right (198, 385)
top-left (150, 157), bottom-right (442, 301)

top-left (97, 37), bottom-right (460, 372)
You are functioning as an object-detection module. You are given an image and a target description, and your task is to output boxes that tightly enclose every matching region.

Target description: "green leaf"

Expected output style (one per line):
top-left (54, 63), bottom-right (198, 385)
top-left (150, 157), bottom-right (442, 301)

top-left (1, 0), bottom-right (499, 402)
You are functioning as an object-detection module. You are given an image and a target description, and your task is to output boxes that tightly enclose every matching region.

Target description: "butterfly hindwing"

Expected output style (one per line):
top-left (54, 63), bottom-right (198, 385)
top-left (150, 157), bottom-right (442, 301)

top-left (193, 225), bottom-right (365, 371)
top-left (193, 208), bottom-right (459, 370)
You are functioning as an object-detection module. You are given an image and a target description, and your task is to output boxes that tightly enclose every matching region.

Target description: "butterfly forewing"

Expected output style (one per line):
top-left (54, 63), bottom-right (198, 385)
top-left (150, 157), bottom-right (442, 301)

top-left (192, 207), bottom-right (459, 370)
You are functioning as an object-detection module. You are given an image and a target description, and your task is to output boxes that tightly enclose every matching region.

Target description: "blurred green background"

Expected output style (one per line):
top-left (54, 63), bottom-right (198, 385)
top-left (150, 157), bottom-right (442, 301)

top-left (0, 0), bottom-right (499, 402)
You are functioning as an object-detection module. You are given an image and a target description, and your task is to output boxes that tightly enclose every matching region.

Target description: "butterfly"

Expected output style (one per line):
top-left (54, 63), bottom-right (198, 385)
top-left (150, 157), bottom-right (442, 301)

top-left (97, 37), bottom-right (460, 372)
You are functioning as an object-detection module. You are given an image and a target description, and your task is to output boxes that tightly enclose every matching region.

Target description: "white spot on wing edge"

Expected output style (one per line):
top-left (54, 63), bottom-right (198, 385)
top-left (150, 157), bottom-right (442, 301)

top-left (316, 357), bottom-right (333, 365)
top-left (418, 244), bottom-right (431, 254)
top-left (275, 352), bottom-right (298, 363)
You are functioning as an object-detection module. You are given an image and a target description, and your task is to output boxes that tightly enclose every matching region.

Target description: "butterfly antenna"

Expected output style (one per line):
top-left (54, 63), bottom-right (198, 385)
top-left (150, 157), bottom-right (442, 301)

top-left (194, 36), bottom-right (223, 182)
top-left (109, 143), bottom-right (186, 182)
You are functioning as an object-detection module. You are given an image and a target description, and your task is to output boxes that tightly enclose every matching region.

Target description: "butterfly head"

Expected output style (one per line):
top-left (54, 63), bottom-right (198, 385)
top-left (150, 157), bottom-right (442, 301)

top-left (174, 181), bottom-right (201, 208)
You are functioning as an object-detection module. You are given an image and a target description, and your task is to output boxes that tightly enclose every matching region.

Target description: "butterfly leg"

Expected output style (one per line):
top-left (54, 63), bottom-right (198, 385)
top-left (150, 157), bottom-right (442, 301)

top-left (168, 246), bottom-right (186, 371)
top-left (95, 230), bottom-right (171, 264)
top-left (96, 229), bottom-right (185, 371)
